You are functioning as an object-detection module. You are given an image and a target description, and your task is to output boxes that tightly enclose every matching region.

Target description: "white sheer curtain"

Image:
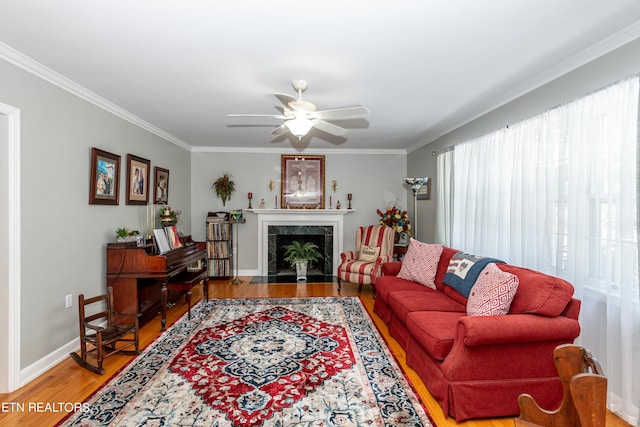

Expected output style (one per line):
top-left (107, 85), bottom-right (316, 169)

top-left (435, 149), bottom-right (454, 246)
top-left (446, 76), bottom-right (639, 425)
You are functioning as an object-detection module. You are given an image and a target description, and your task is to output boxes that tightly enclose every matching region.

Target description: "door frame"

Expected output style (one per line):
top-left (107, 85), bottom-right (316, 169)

top-left (0, 102), bottom-right (21, 392)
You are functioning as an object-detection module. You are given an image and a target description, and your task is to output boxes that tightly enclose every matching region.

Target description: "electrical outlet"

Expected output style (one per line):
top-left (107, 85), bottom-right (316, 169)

top-left (65, 294), bottom-right (72, 309)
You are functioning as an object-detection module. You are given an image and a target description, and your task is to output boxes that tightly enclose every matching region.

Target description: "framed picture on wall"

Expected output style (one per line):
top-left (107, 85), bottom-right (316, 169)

top-left (281, 154), bottom-right (325, 209)
top-left (126, 154), bottom-right (150, 205)
top-left (154, 166), bottom-right (169, 203)
top-left (89, 147), bottom-right (120, 205)
top-left (416, 179), bottom-right (431, 200)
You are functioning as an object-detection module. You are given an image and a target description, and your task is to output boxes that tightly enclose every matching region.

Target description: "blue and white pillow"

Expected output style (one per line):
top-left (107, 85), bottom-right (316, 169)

top-left (443, 252), bottom-right (504, 297)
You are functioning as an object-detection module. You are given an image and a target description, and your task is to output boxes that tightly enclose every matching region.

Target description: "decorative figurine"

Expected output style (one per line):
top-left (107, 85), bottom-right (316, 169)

top-left (259, 198), bottom-right (265, 209)
top-left (336, 200), bottom-right (341, 209)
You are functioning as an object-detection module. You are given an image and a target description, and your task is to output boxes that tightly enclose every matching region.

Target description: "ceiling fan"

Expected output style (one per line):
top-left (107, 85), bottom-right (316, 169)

top-left (227, 79), bottom-right (369, 140)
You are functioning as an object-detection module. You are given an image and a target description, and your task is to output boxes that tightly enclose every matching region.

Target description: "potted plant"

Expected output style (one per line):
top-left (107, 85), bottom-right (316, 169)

top-left (212, 172), bottom-right (236, 206)
top-left (115, 227), bottom-right (140, 243)
top-left (282, 241), bottom-right (323, 281)
top-left (158, 206), bottom-right (181, 227)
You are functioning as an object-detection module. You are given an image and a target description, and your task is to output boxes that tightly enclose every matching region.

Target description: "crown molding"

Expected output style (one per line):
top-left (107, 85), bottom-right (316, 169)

top-left (406, 19), bottom-right (640, 153)
top-left (190, 145), bottom-right (406, 155)
top-left (0, 42), bottom-right (192, 151)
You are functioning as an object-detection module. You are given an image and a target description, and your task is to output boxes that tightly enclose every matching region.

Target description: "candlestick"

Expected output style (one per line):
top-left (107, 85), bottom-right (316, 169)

top-left (347, 193), bottom-right (352, 210)
top-left (330, 195), bottom-right (332, 208)
top-left (247, 192), bottom-right (253, 209)
top-left (275, 195), bottom-right (278, 208)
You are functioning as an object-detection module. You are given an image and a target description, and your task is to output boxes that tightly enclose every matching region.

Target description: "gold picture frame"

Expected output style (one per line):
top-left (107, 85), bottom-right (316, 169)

top-left (281, 155), bottom-right (325, 209)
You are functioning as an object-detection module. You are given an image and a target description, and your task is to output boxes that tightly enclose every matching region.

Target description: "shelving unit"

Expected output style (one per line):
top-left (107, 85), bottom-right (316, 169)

top-left (206, 217), bottom-right (232, 279)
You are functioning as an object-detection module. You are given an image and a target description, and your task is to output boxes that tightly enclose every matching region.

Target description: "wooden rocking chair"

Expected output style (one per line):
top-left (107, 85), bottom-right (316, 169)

top-left (516, 344), bottom-right (607, 427)
top-left (69, 286), bottom-right (140, 374)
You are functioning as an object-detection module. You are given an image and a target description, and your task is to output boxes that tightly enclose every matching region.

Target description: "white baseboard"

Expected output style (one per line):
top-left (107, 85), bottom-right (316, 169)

top-left (20, 338), bottom-right (78, 388)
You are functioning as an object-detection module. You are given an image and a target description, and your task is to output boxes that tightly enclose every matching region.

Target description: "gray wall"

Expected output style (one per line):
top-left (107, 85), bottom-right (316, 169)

top-left (0, 58), bottom-right (192, 368)
top-left (190, 150), bottom-right (408, 271)
top-left (409, 37), bottom-right (640, 242)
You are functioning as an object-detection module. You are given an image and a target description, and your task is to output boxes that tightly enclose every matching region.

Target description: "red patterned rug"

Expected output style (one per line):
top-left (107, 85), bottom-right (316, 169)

top-left (58, 297), bottom-right (434, 426)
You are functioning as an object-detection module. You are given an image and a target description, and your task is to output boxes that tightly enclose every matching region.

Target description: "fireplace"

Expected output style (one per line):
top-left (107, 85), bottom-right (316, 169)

top-left (269, 225), bottom-right (333, 278)
top-left (249, 209), bottom-right (354, 278)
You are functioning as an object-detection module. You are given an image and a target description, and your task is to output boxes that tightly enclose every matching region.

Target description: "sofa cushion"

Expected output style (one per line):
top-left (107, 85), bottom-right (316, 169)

top-left (375, 275), bottom-right (430, 304)
top-left (467, 263), bottom-right (519, 316)
top-left (397, 239), bottom-right (443, 289)
top-left (389, 290), bottom-right (466, 322)
top-left (359, 245), bottom-right (380, 262)
top-left (444, 252), bottom-right (505, 297)
top-left (434, 246), bottom-right (460, 291)
top-left (444, 285), bottom-right (469, 306)
top-left (406, 311), bottom-right (464, 361)
top-left (498, 264), bottom-right (575, 317)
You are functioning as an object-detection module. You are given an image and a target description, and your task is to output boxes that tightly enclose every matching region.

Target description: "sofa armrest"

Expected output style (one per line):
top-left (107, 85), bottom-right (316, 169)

top-left (440, 314), bottom-right (581, 381)
top-left (381, 261), bottom-right (402, 276)
top-left (458, 314), bottom-right (581, 347)
top-left (371, 255), bottom-right (395, 283)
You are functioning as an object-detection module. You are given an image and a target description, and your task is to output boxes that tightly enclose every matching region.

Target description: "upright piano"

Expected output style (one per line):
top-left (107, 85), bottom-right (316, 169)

top-left (106, 237), bottom-right (207, 329)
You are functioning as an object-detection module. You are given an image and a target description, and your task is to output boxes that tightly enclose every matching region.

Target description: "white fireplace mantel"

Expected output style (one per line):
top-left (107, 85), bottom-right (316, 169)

top-left (246, 209), bottom-right (356, 276)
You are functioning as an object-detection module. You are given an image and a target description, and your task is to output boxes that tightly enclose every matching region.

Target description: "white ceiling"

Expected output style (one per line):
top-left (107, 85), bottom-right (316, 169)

top-left (2, 0), bottom-right (640, 152)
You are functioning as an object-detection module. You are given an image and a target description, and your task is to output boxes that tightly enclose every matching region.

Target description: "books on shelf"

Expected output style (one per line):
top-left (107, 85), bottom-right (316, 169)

top-left (207, 222), bottom-right (230, 240)
top-left (207, 241), bottom-right (231, 258)
top-left (207, 259), bottom-right (230, 277)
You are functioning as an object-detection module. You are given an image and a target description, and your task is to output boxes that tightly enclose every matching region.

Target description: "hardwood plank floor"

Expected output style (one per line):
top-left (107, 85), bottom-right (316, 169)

top-left (0, 278), bottom-right (629, 426)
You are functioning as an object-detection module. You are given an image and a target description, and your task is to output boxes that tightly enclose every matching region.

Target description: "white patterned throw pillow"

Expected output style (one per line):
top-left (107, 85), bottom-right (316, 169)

top-left (467, 262), bottom-right (519, 316)
top-left (397, 239), bottom-right (443, 289)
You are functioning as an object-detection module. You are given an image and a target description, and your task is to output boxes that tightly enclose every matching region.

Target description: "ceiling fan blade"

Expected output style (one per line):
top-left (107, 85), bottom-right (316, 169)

top-left (312, 119), bottom-right (348, 136)
top-left (227, 114), bottom-right (287, 119)
top-left (271, 124), bottom-right (289, 135)
top-left (312, 106), bottom-right (370, 120)
top-left (274, 93), bottom-right (296, 106)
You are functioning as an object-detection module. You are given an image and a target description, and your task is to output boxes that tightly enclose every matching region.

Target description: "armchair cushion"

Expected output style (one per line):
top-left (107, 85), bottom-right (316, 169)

top-left (359, 245), bottom-right (380, 262)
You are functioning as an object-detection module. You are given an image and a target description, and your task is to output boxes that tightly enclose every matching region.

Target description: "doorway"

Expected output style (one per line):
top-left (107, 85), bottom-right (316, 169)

top-left (0, 102), bottom-right (21, 392)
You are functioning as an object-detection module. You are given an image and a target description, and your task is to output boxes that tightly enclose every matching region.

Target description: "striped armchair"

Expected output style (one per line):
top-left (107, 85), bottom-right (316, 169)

top-left (337, 225), bottom-right (395, 295)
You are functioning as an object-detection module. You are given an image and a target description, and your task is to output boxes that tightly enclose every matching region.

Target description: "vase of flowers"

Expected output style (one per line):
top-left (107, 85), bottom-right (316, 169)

top-left (376, 206), bottom-right (411, 242)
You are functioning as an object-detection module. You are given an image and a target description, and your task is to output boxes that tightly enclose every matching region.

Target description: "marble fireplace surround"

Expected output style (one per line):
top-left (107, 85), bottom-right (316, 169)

top-left (246, 209), bottom-right (356, 276)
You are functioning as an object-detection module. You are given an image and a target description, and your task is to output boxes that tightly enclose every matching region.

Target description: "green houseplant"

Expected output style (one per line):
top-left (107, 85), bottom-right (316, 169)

top-left (282, 241), bottom-right (323, 281)
top-left (212, 172), bottom-right (236, 206)
top-left (115, 227), bottom-right (139, 243)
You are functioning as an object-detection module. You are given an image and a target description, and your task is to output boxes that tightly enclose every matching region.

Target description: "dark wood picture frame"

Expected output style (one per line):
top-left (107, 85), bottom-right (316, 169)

top-left (281, 154), bottom-right (325, 209)
top-left (126, 154), bottom-right (150, 205)
top-left (416, 179), bottom-right (431, 200)
top-left (89, 147), bottom-right (120, 205)
top-left (154, 166), bottom-right (169, 203)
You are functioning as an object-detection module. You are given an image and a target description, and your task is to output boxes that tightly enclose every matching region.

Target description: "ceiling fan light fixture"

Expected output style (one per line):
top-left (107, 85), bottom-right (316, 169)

top-left (284, 117), bottom-right (315, 139)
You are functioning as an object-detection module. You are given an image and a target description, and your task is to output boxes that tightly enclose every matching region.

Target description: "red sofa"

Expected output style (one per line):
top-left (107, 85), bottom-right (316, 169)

top-left (373, 246), bottom-right (581, 421)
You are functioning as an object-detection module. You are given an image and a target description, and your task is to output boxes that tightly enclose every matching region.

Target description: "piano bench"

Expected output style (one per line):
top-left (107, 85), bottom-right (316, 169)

top-left (162, 269), bottom-right (208, 329)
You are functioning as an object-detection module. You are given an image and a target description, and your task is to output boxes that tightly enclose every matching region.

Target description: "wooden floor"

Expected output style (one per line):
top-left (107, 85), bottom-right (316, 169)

top-left (0, 278), bottom-right (629, 426)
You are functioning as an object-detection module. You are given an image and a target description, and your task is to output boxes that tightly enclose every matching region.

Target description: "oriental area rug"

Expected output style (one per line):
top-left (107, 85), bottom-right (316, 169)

top-left (58, 297), bottom-right (434, 427)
